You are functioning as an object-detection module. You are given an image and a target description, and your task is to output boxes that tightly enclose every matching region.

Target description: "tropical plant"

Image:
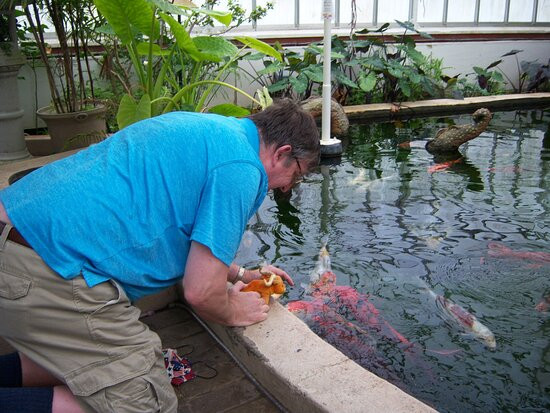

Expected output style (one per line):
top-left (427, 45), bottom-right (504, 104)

top-left (93, 0), bottom-right (281, 129)
top-left (19, 0), bottom-right (102, 114)
top-left (250, 20), bottom-right (461, 106)
top-left (468, 59), bottom-right (506, 94)
top-left (242, 42), bottom-right (323, 101)
top-left (344, 21), bottom-right (459, 104)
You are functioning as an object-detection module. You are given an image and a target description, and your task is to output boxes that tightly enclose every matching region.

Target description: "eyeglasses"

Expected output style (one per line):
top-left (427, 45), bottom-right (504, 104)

top-left (292, 155), bottom-right (304, 185)
top-left (293, 155), bottom-right (303, 176)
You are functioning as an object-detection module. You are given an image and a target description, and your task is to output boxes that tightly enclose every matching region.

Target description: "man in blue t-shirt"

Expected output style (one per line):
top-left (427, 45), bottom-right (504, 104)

top-left (0, 100), bottom-right (320, 412)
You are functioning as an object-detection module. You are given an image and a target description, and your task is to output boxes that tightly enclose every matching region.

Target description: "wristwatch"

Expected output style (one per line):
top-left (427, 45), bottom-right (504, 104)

top-left (236, 266), bottom-right (246, 282)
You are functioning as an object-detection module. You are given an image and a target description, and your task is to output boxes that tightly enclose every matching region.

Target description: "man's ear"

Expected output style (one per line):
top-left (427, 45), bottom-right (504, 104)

top-left (274, 144), bottom-right (292, 161)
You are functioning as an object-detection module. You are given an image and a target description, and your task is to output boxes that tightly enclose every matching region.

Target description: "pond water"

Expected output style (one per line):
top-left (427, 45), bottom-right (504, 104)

top-left (235, 108), bottom-right (550, 412)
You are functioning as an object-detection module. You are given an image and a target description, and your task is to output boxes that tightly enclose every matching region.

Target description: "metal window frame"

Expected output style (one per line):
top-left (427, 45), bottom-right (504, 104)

top-left (250, 0), bottom-right (547, 31)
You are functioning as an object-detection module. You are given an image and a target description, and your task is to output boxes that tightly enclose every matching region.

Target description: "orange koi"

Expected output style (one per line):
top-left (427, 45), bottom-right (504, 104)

top-left (535, 294), bottom-right (550, 312)
top-left (487, 242), bottom-right (550, 267)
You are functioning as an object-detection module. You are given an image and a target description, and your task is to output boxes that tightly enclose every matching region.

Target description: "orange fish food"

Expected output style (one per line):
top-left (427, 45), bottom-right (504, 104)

top-left (242, 271), bottom-right (286, 304)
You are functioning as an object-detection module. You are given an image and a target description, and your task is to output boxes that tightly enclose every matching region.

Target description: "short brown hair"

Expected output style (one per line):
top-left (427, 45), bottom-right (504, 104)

top-left (248, 99), bottom-right (320, 171)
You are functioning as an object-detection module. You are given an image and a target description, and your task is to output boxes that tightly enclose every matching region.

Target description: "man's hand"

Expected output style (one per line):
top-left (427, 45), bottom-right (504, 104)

top-left (228, 282), bottom-right (270, 326)
top-left (183, 241), bottom-right (271, 327)
top-left (244, 264), bottom-right (294, 286)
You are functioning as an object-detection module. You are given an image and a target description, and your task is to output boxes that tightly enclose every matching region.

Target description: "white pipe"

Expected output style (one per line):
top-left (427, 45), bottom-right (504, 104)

top-left (321, 0), bottom-right (332, 143)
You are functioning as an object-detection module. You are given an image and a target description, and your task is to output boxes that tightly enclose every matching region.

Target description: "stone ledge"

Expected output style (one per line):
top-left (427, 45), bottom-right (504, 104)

top-left (345, 92), bottom-right (550, 121)
top-left (205, 301), bottom-right (436, 413)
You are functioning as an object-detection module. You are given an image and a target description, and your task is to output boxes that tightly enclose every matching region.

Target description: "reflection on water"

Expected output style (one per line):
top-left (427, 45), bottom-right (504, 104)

top-left (236, 109), bottom-right (550, 412)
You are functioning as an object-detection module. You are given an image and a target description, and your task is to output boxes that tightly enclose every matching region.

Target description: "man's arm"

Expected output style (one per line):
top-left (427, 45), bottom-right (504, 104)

top-left (182, 241), bottom-right (270, 326)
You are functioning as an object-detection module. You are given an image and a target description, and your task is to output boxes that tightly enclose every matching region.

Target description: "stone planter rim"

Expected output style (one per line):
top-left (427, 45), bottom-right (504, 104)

top-left (36, 103), bottom-right (107, 119)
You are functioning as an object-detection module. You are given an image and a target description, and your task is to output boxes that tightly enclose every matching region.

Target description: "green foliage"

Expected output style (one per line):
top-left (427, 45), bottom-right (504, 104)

top-left (93, 0), bottom-right (281, 129)
top-left (252, 20), bottom-right (462, 105)
top-left (18, 0), bottom-right (104, 113)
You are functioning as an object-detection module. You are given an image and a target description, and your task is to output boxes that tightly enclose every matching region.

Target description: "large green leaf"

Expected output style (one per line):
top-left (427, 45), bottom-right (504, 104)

top-left (398, 78), bottom-right (411, 97)
top-left (234, 37), bottom-right (282, 62)
top-left (159, 13), bottom-right (205, 62)
top-left (334, 71), bottom-right (357, 88)
top-left (198, 8), bottom-right (232, 26)
top-left (94, 0), bottom-right (159, 44)
top-left (193, 36), bottom-right (238, 58)
top-left (136, 42), bottom-right (170, 56)
top-left (148, 0), bottom-right (188, 15)
top-left (267, 79), bottom-right (290, 93)
top-left (242, 52), bottom-right (265, 61)
top-left (117, 94), bottom-right (151, 129)
top-left (289, 74), bottom-right (308, 94)
top-left (257, 62), bottom-right (283, 75)
top-left (150, 0), bottom-right (233, 25)
top-left (207, 103), bottom-right (250, 117)
top-left (302, 65), bottom-right (324, 83)
top-left (359, 72), bottom-right (377, 92)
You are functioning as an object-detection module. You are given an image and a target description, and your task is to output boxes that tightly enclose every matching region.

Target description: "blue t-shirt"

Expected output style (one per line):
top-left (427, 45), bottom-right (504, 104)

top-left (0, 112), bottom-right (268, 301)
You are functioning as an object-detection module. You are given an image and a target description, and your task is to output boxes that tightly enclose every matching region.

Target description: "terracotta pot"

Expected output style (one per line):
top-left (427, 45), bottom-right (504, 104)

top-left (36, 104), bottom-right (108, 153)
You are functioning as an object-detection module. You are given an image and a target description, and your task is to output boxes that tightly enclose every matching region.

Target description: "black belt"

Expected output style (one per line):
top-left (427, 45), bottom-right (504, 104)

top-left (0, 221), bottom-right (32, 249)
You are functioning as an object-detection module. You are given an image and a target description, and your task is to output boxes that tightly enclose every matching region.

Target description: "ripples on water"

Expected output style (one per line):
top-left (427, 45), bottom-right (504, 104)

top-left (236, 109), bottom-right (550, 412)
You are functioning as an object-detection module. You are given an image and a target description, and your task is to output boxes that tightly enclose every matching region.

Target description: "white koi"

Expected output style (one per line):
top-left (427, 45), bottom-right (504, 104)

top-left (309, 244), bottom-right (331, 283)
top-left (427, 289), bottom-right (496, 350)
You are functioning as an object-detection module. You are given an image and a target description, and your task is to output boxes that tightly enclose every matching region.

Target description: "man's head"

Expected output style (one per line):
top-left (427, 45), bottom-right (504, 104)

top-left (248, 99), bottom-right (320, 192)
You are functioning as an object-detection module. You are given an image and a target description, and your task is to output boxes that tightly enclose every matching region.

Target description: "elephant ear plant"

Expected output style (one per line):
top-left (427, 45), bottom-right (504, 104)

top-left (93, 0), bottom-right (282, 130)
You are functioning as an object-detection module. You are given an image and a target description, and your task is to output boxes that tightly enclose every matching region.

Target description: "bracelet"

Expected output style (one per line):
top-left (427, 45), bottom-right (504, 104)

top-left (235, 266), bottom-right (246, 283)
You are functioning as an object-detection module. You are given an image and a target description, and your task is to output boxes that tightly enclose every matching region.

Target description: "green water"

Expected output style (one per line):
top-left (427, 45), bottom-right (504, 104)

top-left (236, 109), bottom-right (549, 412)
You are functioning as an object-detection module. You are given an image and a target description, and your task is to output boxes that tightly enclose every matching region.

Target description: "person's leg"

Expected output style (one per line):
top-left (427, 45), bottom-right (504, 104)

top-left (19, 352), bottom-right (63, 386)
top-left (0, 239), bottom-right (177, 412)
top-left (0, 352), bottom-right (22, 387)
top-left (52, 385), bottom-right (86, 413)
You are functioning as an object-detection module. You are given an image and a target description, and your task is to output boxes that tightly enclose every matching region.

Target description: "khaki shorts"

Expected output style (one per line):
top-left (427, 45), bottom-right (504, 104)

top-left (0, 224), bottom-right (177, 412)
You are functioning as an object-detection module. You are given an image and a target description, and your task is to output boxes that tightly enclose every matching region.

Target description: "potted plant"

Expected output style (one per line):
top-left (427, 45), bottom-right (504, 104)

top-left (0, 2), bottom-right (30, 159)
top-left (20, 0), bottom-right (107, 152)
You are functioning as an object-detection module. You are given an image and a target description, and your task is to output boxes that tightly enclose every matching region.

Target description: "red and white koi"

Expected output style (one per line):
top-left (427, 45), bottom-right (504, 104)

top-left (426, 289), bottom-right (496, 350)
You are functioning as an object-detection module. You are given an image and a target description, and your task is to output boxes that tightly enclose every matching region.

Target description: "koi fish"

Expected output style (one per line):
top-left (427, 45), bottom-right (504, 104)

top-left (426, 289), bottom-right (496, 350)
top-left (427, 157), bottom-right (463, 173)
top-left (535, 294), bottom-right (550, 312)
top-left (487, 242), bottom-right (550, 267)
top-left (289, 246), bottom-right (440, 383)
top-left (298, 245), bottom-right (410, 348)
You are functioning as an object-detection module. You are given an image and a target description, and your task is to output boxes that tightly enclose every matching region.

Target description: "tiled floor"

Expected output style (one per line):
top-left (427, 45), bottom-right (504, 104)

top-left (142, 305), bottom-right (281, 413)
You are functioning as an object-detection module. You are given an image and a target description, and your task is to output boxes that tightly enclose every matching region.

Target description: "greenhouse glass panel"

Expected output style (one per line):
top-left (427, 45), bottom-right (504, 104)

top-left (299, 0), bottom-right (323, 24)
top-left (256, 0), bottom-right (295, 26)
top-left (377, 0), bottom-right (409, 23)
top-left (538, 0), bottom-right (550, 22)
top-left (447, 0), bottom-right (476, 22)
top-left (479, 0), bottom-right (506, 22)
top-left (417, 0), bottom-right (444, 22)
top-left (509, 0), bottom-right (534, 22)
top-left (340, 0), bottom-right (375, 25)
top-left (199, 0), bottom-right (254, 27)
